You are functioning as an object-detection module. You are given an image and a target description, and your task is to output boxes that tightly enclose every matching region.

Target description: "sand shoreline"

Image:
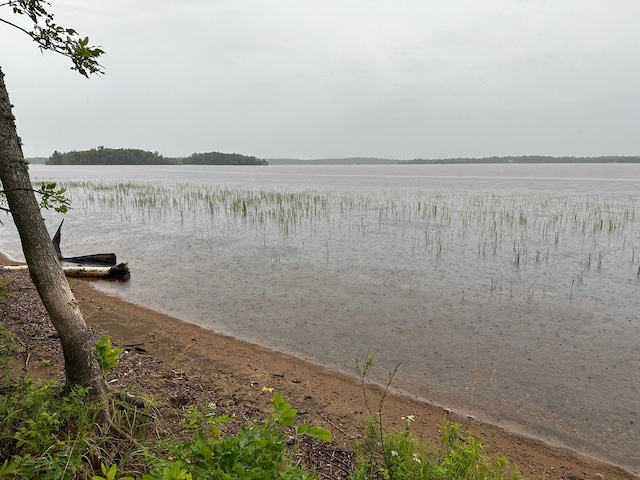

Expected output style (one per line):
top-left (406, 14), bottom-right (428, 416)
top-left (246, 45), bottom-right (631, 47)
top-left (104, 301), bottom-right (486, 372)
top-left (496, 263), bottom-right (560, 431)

top-left (1, 252), bottom-right (637, 479)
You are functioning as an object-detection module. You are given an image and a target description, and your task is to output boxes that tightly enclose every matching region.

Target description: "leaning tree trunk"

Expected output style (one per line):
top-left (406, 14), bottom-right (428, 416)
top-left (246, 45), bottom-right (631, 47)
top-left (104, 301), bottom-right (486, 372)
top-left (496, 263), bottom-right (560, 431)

top-left (0, 67), bottom-right (107, 399)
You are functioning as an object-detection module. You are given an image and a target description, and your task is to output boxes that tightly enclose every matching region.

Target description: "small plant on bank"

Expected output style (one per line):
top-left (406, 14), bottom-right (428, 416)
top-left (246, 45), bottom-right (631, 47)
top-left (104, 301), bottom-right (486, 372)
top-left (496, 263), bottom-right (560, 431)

top-left (94, 337), bottom-right (124, 376)
top-left (0, 322), bottom-right (23, 372)
top-left (350, 356), bottom-right (524, 480)
top-left (0, 278), bottom-right (11, 299)
top-left (353, 353), bottom-right (404, 475)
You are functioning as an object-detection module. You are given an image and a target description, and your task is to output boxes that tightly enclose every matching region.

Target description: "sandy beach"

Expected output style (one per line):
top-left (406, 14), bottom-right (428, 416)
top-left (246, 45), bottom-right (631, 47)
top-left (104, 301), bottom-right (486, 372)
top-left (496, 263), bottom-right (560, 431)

top-left (0, 252), bottom-right (636, 479)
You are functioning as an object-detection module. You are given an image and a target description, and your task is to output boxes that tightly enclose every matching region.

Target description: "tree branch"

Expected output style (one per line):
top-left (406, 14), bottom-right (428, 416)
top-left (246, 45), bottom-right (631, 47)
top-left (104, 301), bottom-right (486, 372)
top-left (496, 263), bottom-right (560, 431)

top-left (0, 16), bottom-right (34, 39)
top-left (1, 186), bottom-right (70, 212)
top-left (0, 0), bottom-right (105, 77)
top-left (1, 186), bottom-right (69, 200)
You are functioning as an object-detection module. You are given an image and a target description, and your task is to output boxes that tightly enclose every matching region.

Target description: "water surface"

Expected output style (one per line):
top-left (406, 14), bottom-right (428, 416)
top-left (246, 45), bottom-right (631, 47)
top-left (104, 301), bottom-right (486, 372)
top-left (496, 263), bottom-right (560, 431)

top-left (1, 163), bottom-right (639, 473)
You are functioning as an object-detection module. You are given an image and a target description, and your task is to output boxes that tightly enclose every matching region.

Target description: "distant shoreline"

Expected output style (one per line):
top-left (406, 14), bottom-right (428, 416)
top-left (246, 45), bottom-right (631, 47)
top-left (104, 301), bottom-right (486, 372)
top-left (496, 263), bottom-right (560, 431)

top-left (28, 155), bottom-right (640, 166)
top-left (266, 155), bottom-right (640, 165)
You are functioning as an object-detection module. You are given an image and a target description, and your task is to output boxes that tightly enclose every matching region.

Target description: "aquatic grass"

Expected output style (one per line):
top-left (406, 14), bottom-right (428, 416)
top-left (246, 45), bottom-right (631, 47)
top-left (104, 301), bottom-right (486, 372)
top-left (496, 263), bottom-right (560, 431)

top-left (34, 178), bottom-right (640, 303)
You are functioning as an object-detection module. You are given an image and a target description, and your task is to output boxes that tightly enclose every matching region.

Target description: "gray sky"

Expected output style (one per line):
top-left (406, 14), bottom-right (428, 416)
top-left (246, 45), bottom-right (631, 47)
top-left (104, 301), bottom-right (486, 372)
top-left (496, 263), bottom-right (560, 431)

top-left (1, 1), bottom-right (638, 159)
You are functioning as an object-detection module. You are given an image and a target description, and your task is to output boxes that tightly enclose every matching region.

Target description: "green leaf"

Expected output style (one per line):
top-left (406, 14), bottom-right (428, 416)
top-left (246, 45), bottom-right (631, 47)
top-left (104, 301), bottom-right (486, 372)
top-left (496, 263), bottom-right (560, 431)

top-left (306, 426), bottom-right (331, 442)
top-left (280, 408), bottom-right (298, 426)
top-left (93, 337), bottom-right (123, 375)
top-left (0, 460), bottom-right (19, 476)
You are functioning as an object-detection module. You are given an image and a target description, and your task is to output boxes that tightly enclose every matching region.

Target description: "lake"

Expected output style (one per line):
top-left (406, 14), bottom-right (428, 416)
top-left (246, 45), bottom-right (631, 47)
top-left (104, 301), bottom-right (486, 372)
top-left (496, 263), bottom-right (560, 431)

top-left (1, 163), bottom-right (639, 473)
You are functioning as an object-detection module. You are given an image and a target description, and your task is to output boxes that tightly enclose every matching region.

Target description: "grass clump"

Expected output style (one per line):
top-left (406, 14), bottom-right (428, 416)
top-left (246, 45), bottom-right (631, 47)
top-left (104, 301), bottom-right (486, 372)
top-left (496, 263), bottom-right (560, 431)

top-left (350, 356), bottom-right (524, 480)
top-left (0, 278), bottom-right (11, 299)
top-left (350, 415), bottom-right (522, 480)
top-left (0, 323), bottom-right (22, 372)
top-left (0, 378), bottom-right (102, 479)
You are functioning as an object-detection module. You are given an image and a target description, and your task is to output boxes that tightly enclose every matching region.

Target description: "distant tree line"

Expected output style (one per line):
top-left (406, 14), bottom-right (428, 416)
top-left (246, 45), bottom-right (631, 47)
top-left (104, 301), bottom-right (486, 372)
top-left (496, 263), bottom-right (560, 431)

top-left (398, 156), bottom-right (640, 164)
top-left (26, 157), bottom-right (47, 164)
top-left (40, 151), bottom-right (640, 166)
top-left (46, 147), bottom-right (267, 165)
top-left (184, 151), bottom-right (267, 165)
top-left (266, 157), bottom-right (395, 165)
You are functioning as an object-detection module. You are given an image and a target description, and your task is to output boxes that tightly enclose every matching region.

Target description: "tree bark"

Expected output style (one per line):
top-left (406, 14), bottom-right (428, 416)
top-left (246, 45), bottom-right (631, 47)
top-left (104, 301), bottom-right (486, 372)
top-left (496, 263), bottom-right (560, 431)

top-left (0, 67), bottom-right (107, 399)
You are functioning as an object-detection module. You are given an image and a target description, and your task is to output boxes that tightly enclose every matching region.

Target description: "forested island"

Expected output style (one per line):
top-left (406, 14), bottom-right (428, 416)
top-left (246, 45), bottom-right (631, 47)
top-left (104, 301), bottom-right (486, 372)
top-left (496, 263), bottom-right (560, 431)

top-left (45, 147), bottom-right (267, 165)
top-left (48, 148), bottom-right (170, 165)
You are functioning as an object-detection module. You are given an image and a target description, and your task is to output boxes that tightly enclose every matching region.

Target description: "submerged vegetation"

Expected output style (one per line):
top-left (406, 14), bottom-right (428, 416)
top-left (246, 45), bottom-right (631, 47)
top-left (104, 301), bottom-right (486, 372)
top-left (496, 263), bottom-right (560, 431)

top-left (38, 178), bottom-right (640, 303)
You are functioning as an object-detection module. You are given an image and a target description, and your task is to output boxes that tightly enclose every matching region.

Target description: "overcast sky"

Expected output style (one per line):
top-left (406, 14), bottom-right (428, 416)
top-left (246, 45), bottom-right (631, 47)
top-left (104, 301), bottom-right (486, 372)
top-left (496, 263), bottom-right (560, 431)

top-left (1, 1), bottom-right (638, 160)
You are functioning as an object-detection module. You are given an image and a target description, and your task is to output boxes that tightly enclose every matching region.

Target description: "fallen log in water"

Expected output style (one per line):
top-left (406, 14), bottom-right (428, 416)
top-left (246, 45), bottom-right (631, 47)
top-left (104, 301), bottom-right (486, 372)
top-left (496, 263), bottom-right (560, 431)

top-left (53, 220), bottom-right (117, 266)
top-left (2, 263), bottom-right (130, 281)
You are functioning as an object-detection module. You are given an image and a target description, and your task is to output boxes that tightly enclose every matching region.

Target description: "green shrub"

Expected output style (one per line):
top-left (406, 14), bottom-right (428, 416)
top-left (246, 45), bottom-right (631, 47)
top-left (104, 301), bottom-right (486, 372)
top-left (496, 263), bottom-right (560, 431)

top-left (142, 391), bottom-right (330, 480)
top-left (0, 378), bottom-right (100, 479)
top-left (1, 349), bottom-right (330, 480)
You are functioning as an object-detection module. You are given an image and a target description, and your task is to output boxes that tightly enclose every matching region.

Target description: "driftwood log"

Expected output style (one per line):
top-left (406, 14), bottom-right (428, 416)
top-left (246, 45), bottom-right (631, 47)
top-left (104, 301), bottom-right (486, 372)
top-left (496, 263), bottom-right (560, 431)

top-left (53, 220), bottom-right (117, 266)
top-left (2, 263), bottom-right (130, 281)
top-left (1, 221), bottom-right (130, 280)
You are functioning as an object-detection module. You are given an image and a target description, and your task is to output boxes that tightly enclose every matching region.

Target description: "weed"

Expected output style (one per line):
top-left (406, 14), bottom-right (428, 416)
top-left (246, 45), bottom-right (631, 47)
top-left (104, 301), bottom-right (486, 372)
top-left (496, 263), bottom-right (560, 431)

top-left (0, 323), bottom-right (23, 372)
top-left (351, 356), bottom-right (524, 479)
top-left (94, 337), bottom-right (124, 376)
top-left (0, 278), bottom-right (10, 299)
